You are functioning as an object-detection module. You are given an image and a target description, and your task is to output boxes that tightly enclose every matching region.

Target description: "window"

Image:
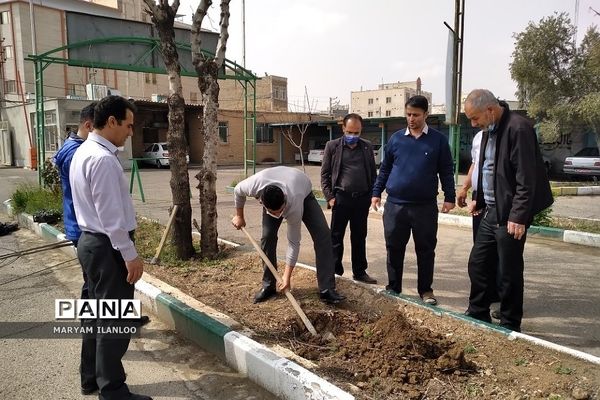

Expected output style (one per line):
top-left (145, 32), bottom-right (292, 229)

top-left (190, 92), bottom-right (198, 102)
top-left (3, 45), bottom-right (13, 59)
top-left (367, 111), bottom-right (373, 117)
top-left (385, 110), bottom-right (391, 117)
top-left (386, 97), bottom-right (391, 104)
top-left (0, 11), bottom-right (10, 25)
top-left (67, 84), bottom-right (77, 96)
top-left (256, 124), bottom-right (273, 143)
top-left (45, 125), bottom-right (58, 151)
top-left (145, 73), bottom-right (157, 84)
top-left (44, 110), bottom-right (57, 124)
top-left (273, 87), bottom-right (287, 101)
top-left (31, 110), bottom-right (58, 152)
top-left (218, 121), bottom-right (228, 143)
top-left (5, 80), bottom-right (16, 93)
top-left (368, 98), bottom-right (373, 105)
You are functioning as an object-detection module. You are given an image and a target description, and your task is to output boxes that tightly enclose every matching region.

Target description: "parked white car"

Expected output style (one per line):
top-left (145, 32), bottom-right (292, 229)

top-left (307, 146), bottom-right (326, 164)
top-left (373, 144), bottom-right (382, 166)
top-left (563, 147), bottom-right (600, 179)
top-left (142, 142), bottom-right (189, 168)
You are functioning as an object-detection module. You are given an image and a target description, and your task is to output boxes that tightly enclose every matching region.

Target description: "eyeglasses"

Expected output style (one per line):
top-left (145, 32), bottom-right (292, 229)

top-left (344, 131), bottom-right (360, 135)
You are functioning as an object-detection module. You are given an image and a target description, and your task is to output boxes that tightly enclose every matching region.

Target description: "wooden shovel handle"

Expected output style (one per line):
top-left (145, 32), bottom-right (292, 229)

top-left (241, 227), bottom-right (318, 336)
top-left (153, 205), bottom-right (179, 261)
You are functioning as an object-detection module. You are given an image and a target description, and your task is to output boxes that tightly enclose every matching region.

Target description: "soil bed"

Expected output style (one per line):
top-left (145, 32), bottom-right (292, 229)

top-left (137, 220), bottom-right (599, 400)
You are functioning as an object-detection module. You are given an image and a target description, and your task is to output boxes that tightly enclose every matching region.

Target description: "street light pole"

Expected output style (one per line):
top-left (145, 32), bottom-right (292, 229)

top-left (445, 0), bottom-right (465, 183)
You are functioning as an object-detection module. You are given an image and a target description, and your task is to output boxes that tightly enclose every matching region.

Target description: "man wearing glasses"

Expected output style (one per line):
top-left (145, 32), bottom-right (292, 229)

top-left (232, 166), bottom-right (346, 304)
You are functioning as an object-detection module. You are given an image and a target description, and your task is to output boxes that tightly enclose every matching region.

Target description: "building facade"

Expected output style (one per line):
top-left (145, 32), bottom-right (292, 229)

top-left (0, 0), bottom-right (290, 168)
top-left (350, 78), bottom-right (432, 119)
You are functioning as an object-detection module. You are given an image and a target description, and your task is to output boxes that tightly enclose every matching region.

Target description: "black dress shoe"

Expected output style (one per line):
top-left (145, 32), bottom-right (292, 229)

top-left (81, 385), bottom-right (99, 395)
top-left (463, 310), bottom-right (492, 323)
top-left (253, 287), bottom-right (276, 303)
top-left (139, 315), bottom-right (150, 326)
top-left (126, 393), bottom-right (153, 400)
top-left (353, 273), bottom-right (377, 284)
top-left (319, 289), bottom-right (346, 304)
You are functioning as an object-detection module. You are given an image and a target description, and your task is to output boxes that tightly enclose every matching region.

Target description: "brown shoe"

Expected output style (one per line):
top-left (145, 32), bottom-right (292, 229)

top-left (421, 291), bottom-right (438, 306)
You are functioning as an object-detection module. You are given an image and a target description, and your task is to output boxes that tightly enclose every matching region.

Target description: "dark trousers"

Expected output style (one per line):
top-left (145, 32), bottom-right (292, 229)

top-left (71, 239), bottom-right (90, 300)
top-left (467, 205), bottom-right (526, 331)
top-left (77, 231), bottom-right (135, 400)
top-left (383, 201), bottom-right (438, 296)
top-left (472, 213), bottom-right (501, 303)
top-left (330, 192), bottom-right (371, 277)
top-left (261, 193), bottom-right (336, 291)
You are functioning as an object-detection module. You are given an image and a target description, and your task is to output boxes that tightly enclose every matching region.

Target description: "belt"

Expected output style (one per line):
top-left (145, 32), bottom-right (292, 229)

top-left (336, 189), bottom-right (370, 198)
top-left (83, 230), bottom-right (136, 240)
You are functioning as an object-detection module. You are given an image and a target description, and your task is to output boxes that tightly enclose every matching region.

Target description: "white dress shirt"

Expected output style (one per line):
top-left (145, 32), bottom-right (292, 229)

top-left (234, 166), bottom-right (312, 266)
top-left (471, 130), bottom-right (483, 191)
top-left (70, 132), bottom-right (138, 261)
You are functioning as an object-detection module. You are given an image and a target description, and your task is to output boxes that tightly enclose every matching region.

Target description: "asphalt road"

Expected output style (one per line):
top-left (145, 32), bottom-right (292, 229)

top-left (0, 223), bottom-right (276, 400)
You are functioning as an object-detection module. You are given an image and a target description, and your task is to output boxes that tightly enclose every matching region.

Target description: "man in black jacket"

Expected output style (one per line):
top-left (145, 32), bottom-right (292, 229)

top-left (320, 113), bottom-right (378, 283)
top-left (464, 89), bottom-right (553, 332)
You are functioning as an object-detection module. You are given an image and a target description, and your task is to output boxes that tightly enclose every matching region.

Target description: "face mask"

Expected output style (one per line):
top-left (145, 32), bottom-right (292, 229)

top-left (486, 111), bottom-right (496, 132)
top-left (265, 208), bottom-right (284, 219)
top-left (344, 134), bottom-right (359, 145)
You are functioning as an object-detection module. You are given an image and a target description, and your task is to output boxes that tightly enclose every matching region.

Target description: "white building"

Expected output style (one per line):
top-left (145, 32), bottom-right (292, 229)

top-left (350, 78), bottom-right (433, 119)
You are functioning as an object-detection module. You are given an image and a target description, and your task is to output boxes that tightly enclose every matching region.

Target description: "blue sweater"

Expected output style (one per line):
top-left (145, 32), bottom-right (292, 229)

top-left (373, 127), bottom-right (455, 204)
top-left (53, 133), bottom-right (84, 241)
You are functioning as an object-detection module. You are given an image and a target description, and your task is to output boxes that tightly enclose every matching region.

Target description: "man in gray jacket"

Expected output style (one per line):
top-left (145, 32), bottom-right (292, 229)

top-left (232, 166), bottom-right (346, 304)
top-left (321, 113), bottom-right (377, 283)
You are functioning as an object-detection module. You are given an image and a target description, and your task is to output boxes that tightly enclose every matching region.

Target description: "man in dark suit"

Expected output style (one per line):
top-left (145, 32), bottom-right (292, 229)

top-left (321, 113), bottom-right (378, 283)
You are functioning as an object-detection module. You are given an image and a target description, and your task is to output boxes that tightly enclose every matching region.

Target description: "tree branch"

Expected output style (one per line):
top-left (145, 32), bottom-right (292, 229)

top-left (142, 0), bottom-right (158, 16)
top-left (215, 0), bottom-right (231, 67)
top-left (191, 0), bottom-right (211, 62)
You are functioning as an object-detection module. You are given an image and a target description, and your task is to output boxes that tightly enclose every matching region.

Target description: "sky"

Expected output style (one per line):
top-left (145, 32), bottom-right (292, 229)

top-left (177, 0), bottom-right (599, 112)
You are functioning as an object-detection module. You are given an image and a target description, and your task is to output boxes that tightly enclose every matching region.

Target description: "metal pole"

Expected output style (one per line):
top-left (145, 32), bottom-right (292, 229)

top-left (242, 0), bottom-right (246, 68)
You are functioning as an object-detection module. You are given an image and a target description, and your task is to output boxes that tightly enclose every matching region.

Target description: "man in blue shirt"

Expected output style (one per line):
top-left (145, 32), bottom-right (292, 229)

top-left (54, 103), bottom-right (96, 244)
top-left (372, 95), bottom-right (455, 305)
top-left (53, 102), bottom-right (96, 298)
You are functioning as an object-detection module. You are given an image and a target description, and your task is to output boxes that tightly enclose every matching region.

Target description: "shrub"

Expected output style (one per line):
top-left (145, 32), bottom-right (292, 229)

top-left (532, 206), bottom-right (552, 227)
top-left (11, 183), bottom-right (62, 216)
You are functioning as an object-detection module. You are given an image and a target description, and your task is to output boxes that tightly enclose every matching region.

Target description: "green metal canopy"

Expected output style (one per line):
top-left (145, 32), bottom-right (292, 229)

top-left (26, 36), bottom-right (259, 183)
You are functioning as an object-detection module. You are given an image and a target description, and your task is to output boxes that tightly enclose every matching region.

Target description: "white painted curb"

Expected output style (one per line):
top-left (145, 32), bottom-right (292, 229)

top-left (509, 332), bottom-right (600, 365)
top-left (224, 331), bottom-right (354, 400)
top-left (563, 230), bottom-right (600, 247)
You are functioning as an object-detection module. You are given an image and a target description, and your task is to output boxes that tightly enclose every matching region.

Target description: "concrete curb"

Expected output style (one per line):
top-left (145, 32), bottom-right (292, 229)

top-left (1, 201), bottom-right (355, 400)
top-left (437, 213), bottom-right (600, 248)
top-left (293, 263), bottom-right (600, 366)
top-left (551, 185), bottom-right (600, 196)
top-left (4, 200), bottom-right (599, 381)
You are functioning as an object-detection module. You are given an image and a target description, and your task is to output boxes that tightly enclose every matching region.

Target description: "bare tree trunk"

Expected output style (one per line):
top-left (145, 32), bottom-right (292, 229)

top-left (191, 0), bottom-right (230, 259)
top-left (143, 0), bottom-right (194, 259)
top-left (196, 69), bottom-right (219, 257)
